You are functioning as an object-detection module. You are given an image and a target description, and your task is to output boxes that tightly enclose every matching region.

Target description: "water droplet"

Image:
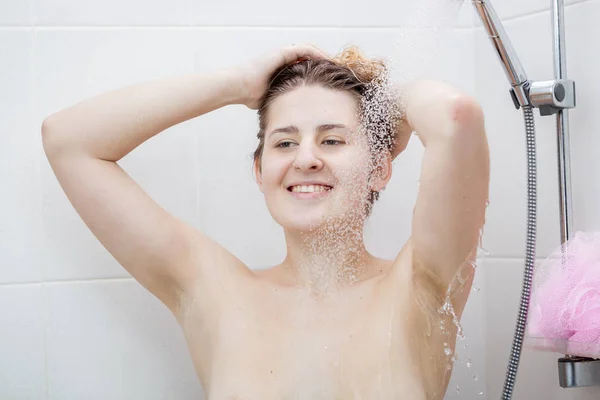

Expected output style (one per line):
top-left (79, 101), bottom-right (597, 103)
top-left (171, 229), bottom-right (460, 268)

top-left (444, 347), bottom-right (452, 356)
top-left (473, 375), bottom-right (479, 381)
top-left (455, 386), bottom-right (460, 393)
top-left (466, 358), bottom-right (472, 368)
top-left (479, 391), bottom-right (484, 395)
top-left (473, 286), bottom-right (481, 292)
top-left (463, 343), bottom-right (469, 349)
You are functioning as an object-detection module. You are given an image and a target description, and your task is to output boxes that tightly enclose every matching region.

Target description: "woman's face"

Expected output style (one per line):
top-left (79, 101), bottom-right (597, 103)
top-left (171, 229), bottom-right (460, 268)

top-left (255, 85), bottom-right (390, 232)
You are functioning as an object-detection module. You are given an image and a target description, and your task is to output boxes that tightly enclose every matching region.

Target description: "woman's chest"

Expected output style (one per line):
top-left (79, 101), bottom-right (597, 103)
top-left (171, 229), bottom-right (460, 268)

top-left (193, 279), bottom-right (428, 399)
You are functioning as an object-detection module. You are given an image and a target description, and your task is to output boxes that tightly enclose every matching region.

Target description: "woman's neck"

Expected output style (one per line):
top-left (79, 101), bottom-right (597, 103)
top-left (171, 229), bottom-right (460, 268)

top-left (279, 219), bottom-right (378, 294)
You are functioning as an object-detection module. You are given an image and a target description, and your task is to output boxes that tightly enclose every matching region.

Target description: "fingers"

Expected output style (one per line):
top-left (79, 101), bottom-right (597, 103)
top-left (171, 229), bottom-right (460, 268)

top-left (305, 43), bottom-right (331, 59)
top-left (285, 43), bottom-right (331, 64)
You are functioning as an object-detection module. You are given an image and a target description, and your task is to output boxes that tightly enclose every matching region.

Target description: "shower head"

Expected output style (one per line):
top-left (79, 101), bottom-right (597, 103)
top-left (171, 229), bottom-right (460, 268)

top-left (472, 0), bottom-right (531, 107)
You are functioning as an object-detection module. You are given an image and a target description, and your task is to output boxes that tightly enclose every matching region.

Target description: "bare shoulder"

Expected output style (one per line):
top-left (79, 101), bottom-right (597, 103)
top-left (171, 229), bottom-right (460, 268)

top-left (175, 231), bottom-right (258, 321)
top-left (184, 229), bottom-right (257, 290)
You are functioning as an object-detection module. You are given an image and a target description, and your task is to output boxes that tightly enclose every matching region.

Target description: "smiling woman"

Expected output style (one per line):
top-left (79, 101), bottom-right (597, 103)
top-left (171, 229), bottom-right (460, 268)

top-left (41, 42), bottom-right (488, 399)
top-left (253, 47), bottom-right (404, 221)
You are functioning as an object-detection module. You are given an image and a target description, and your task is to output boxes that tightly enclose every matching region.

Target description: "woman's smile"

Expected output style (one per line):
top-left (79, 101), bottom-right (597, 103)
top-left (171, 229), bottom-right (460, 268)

top-left (287, 184), bottom-right (334, 200)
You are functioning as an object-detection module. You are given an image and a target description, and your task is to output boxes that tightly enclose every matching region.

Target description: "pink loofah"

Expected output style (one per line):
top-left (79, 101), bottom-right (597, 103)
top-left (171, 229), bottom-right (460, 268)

top-left (527, 231), bottom-right (600, 358)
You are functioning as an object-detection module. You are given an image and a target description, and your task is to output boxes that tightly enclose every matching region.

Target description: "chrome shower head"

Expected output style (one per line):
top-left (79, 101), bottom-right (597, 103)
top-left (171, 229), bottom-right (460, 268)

top-left (472, 0), bottom-right (531, 107)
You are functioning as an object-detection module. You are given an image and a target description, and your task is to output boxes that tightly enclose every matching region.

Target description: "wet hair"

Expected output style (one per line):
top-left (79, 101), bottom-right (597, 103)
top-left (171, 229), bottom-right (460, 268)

top-left (253, 45), bottom-right (402, 217)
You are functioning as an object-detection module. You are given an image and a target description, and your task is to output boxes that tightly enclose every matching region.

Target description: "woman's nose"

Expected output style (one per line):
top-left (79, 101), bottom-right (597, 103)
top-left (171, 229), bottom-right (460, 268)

top-left (293, 144), bottom-right (323, 171)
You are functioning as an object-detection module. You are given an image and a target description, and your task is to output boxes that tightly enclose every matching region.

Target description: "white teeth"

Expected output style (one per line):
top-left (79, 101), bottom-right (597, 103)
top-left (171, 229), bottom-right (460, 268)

top-left (291, 185), bottom-right (331, 193)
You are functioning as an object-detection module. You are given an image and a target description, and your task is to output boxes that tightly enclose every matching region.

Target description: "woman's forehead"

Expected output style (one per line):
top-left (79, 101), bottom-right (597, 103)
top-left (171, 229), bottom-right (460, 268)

top-left (267, 86), bottom-right (359, 128)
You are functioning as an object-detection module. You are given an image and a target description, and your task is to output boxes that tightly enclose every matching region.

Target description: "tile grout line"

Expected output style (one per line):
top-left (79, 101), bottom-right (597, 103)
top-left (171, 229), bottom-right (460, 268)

top-left (0, 256), bottom-right (550, 287)
top-left (0, 25), bottom-right (476, 31)
top-left (0, 277), bottom-right (135, 287)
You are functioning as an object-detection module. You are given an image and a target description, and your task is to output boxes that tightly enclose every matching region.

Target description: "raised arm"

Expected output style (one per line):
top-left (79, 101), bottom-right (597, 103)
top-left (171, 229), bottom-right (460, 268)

top-left (400, 80), bottom-right (490, 292)
top-left (41, 69), bottom-right (251, 316)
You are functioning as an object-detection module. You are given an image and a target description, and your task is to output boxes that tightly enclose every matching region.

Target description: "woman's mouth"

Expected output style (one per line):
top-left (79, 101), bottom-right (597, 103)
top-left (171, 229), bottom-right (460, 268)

top-left (287, 184), bottom-right (333, 200)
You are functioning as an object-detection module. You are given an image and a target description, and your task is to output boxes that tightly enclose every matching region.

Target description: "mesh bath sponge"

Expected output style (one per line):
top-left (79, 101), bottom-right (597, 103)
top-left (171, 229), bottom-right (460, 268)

top-left (526, 231), bottom-right (600, 358)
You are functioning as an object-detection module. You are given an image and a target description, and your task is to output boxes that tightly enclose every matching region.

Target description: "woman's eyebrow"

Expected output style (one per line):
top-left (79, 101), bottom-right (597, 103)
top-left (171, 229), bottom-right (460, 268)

top-left (267, 124), bottom-right (348, 138)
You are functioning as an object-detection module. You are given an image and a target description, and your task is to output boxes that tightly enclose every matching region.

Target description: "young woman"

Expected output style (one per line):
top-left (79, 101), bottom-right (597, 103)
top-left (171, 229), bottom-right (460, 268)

top-left (42, 43), bottom-right (490, 399)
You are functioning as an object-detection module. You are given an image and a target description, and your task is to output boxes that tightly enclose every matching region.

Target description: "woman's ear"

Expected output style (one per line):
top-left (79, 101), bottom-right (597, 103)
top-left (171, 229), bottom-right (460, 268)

top-left (369, 153), bottom-right (393, 192)
top-left (253, 159), bottom-right (264, 193)
top-left (391, 118), bottom-right (413, 160)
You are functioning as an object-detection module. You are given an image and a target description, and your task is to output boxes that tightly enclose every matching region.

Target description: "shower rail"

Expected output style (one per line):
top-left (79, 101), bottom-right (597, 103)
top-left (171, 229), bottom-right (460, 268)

top-left (471, 0), bottom-right (600, 396)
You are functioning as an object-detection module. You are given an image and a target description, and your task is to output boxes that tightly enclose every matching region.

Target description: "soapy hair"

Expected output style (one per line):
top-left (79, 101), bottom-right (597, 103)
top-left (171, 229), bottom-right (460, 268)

top-left (253, 45), bottom-right (401, 217)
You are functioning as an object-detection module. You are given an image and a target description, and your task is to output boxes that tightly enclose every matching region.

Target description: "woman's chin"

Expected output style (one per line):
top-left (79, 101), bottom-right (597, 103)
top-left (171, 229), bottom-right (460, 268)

top-left (272, 200), bottom-right (367, 231)
top-left (286, 218), bottom-right (326, 233)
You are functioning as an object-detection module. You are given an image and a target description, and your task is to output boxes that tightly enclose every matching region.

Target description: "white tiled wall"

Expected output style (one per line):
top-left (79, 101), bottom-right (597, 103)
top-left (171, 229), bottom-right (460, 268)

top-left (474, 1), bottom-right (600, 399)
top-left (1, 0), bottom-right (598, 399)
top-left (43, 279), bottom-right (202, 399)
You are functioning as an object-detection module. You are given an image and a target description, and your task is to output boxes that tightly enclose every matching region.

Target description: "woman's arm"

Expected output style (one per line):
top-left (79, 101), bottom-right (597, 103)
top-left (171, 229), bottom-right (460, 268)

top-left (400, 80), bottom-right (490, 293)
top-left (42, 69), bottom-right (245, 160)
top-left (40, 69), bottom-right (251, 317)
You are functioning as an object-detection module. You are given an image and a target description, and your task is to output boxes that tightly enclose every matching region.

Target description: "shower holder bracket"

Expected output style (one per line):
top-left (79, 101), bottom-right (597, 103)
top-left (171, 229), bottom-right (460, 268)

top-left (509, 79), bottom-right (576, 115)
top-left (558, 356), bottom-right (600, 388)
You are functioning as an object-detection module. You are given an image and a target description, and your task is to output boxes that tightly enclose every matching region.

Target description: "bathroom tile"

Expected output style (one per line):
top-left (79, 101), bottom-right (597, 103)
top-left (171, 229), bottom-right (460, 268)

top-left (344, 0), bottom-right (475, 29)
top-left (45, 279), bottom-right (204, 399)
top-left (31, 0), bottom-right (474, 28)
top-left (187, 0), bottom-right (474, 28)
top-left (0, 30), bottom-right (45, 284)
top-left (474, 10), bottom-right (564, 259)
top-left (34, 29), bottom-right (195, 123)
top-left (482, 258), bottom-right (528, 398)
top-left (188, 0), bottom-right (345, 27)
top-left (34, 0), bottom-right (193, 26)
top-left (35, 29), bottom-right (201, 281)
top-left (563, 0), bottom-right (600, 234)
top-left (444, 260), bottom-right (487, 399)
top-left (477, 0), bottom-right (585, 23)
top-left (0, 0), bottom-right (34, 25)
top-left (0, 284), bottom-right (46, 399)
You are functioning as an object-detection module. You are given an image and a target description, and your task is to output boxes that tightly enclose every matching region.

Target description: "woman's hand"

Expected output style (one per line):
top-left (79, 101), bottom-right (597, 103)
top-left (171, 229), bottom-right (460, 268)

top-left (234, 43), bottom-right (332, 110)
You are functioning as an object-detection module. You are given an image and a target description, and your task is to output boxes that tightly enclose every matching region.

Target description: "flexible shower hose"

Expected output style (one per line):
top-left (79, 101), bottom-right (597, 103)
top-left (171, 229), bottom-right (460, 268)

top-left (501, 106), bottom-right (538, 399)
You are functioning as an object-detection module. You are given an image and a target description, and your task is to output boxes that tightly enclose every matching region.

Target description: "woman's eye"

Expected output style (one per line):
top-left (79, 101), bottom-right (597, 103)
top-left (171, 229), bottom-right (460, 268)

top-left (323, 139), bottom-right (344, 146)
top-left (276, 141), bottom-right (296, 148)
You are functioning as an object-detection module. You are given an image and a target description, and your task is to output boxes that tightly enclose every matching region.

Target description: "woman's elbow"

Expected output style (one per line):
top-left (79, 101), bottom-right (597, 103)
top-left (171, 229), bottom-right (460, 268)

top-left (449, 95), bottom-right (485, 129)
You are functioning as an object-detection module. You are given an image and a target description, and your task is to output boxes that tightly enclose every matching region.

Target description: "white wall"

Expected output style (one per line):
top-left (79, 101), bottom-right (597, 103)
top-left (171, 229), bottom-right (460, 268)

top-left (0, 0), bottom-right (597, 399)
top-left (474, 0), bottom-right (600, 399)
